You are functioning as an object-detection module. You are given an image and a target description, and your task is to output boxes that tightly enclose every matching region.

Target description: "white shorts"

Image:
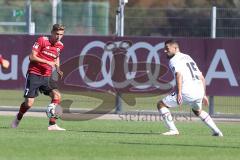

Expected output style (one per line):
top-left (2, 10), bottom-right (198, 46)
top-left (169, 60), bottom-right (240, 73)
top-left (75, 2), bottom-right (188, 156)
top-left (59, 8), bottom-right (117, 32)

top-left (162, 92), bottom-right (203, 110)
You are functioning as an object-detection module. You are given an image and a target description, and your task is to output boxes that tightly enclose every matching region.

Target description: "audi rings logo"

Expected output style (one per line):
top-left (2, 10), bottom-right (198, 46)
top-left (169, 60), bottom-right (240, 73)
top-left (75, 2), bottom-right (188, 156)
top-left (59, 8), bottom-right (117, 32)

top-left (50, 40), bottom-right (175, 121)
top-left (79, 40), bottom-right (174, 90)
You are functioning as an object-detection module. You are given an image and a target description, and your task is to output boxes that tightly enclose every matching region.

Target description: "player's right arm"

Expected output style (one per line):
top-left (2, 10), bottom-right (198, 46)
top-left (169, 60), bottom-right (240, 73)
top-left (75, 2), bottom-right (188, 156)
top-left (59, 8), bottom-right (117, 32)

top-left (175, 72), bottom-right (183, 105)
top-left (30, 37), bottom-right (56, 67)
top-left (29, 36), bottom-right (56, 67)
top-left (169, 60), bottom-right (183, 105)
top-left (29, 50), bottom-right (56, 67)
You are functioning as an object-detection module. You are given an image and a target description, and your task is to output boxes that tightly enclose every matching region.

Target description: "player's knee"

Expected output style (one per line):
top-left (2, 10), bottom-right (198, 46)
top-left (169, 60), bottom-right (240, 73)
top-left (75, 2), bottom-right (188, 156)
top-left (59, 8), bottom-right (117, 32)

top-left (157, 100), bottom-right (165, 110)
top-left (56, 92), bottom-right (61, 101)
top-left (52, 89), bottom-right (61, 99)
top-left (192, 109), bottom-right (201, 116)
top-left (25, 98), bottom-right (34, 107)
top-left (54, 92), bottom-right (61, 100)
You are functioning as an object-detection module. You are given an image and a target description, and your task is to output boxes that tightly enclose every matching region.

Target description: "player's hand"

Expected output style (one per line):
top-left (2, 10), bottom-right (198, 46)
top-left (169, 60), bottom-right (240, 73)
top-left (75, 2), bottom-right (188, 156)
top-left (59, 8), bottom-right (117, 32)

top-left (177, 93), bottom-right (183, 105)
top-left (57, 69), bottom-right (63, 79)
top-left (202, 95), bottom-right (209, 106)
top-left (55, 65), bottom-right (63, 79)
top-left (1, 59), bottom-right (10, 69)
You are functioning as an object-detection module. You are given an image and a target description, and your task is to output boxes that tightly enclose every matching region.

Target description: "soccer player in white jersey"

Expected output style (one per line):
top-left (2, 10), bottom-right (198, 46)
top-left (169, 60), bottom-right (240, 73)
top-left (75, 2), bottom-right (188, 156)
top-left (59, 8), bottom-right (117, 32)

top-left (157, 39), bottom-right (223, 136)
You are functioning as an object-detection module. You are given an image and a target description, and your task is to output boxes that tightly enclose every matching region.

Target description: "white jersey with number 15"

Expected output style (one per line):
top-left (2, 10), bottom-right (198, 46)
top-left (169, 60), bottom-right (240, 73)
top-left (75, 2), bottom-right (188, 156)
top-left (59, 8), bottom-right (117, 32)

top-left (169, 52), bottom-right (204, 99)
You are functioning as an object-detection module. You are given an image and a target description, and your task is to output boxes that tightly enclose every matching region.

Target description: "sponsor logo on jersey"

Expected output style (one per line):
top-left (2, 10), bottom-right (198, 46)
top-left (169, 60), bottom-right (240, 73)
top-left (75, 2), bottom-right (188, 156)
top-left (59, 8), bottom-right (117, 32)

top-left (42, 51), bottom-right (58, 59)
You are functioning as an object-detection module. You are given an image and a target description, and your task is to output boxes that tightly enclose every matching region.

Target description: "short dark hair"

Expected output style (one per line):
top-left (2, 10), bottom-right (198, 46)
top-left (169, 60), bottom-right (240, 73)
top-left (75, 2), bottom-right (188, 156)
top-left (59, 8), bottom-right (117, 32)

top-left (164, 39), bottom-right (179, 46)
top-left (52, 24), bottom-right (65, 32)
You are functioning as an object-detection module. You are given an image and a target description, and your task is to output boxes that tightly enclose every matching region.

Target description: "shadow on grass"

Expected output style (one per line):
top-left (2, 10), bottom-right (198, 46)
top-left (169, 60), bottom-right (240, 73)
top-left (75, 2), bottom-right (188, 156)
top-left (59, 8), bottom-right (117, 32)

top-left (68, 129), bottom-right (240, 149)
top-left (0, 126), bottom-right (10, 130)
top-left (0, 126), bottom-right (46, 133)
top-left (68, 129), bottom-right (160, 135)
top-left (119, 141), bottom-right (240, 149)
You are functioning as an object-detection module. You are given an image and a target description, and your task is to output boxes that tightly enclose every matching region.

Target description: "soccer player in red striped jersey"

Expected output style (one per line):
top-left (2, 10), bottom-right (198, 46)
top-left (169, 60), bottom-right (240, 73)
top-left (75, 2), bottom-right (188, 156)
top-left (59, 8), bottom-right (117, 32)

top-left (11, 24), bottom-right (66, 131)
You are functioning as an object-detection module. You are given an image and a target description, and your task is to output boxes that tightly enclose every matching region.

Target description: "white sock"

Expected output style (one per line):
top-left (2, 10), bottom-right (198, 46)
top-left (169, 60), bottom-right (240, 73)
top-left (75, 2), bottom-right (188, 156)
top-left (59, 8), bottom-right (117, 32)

top-left (199, 110), bottom-right (221, 133)
top-left (159, 107), bottom-right (178, 131)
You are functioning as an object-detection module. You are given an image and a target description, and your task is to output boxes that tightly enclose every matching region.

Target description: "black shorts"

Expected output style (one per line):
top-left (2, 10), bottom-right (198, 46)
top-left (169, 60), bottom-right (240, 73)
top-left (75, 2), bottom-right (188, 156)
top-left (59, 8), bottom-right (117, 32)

top-left (24, 73), bottom-right (58, 98)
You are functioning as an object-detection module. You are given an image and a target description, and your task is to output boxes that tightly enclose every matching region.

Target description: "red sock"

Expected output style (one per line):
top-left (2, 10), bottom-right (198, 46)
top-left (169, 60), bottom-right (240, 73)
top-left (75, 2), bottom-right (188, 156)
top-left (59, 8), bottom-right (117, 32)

top-left (51, 99), bottom-right (60, 105)
top-left (49, 117), bottom-right (57, 125)
top-left (49, 99), bottom-right (60, 125)
top-left (0, 55), bottom-right (3, 64)
top-left (17, 102), bottom-right (30, 120)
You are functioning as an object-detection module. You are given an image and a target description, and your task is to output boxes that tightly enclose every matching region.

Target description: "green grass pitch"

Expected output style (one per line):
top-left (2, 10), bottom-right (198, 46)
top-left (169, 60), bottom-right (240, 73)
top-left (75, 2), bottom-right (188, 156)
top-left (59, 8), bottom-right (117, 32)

top-left (0, 116), bottom-right (239, 160)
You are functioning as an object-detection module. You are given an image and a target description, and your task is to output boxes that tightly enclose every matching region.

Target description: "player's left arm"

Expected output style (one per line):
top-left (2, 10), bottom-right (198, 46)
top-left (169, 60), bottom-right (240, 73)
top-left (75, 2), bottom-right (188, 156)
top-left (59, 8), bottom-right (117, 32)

top-left (55, 57), bottom-right (63, 79)
top-left (199, 72), bottom-right (209, 106)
